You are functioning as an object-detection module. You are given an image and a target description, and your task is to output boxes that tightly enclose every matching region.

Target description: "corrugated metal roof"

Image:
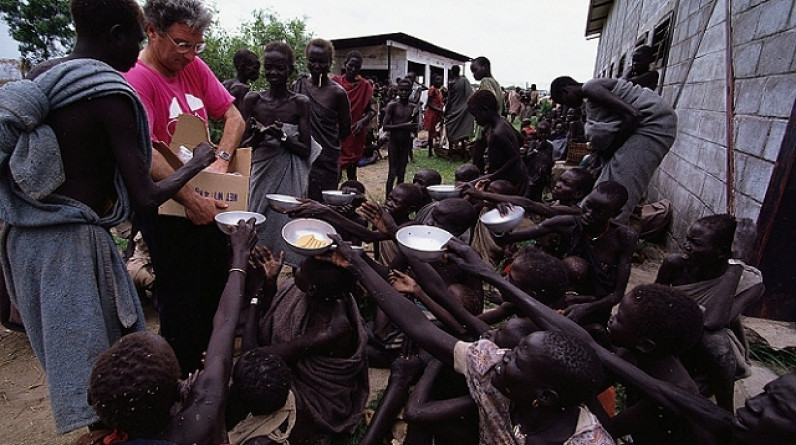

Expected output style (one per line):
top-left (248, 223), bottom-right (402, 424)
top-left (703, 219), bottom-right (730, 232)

top-left (586, 0), bottom-right (615, 38)
top-left (330, 32), bottom-right (470, 62)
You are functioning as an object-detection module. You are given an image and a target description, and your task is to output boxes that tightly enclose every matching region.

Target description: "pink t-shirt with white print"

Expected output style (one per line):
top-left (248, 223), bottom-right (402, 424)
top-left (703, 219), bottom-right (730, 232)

top-left (124, 56), bottom-right (234, 145)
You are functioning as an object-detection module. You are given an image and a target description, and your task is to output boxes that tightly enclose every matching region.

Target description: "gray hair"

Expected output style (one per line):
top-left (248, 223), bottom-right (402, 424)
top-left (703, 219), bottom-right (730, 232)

top-left (143, 0), bottom-right (213, 34)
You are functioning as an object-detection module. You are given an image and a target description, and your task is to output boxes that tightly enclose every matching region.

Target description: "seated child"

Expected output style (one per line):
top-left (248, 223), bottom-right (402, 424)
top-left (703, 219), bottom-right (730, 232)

top-left (501, 181), bottom-right (637, 328)
top-left (656, 215), bottom-right (764, 411)
top-left (321, 240), bottom-right (615, 445)
top-left (227, 350), bottom-right (298, 445)
top-left (605, 284), bottom-right (705, 444)
top-left (247, 255), bottom-right (370, 443)
top-left (522, 120), bottom-right (554, 202)
top-left (463, 167), bottom-right (594, 220)
top-left (80, 220), bottom-right (257, 445)
top-left (454, 163), bottom-right (481, 185)
top-left (413, 167), bottom-right (442, 206)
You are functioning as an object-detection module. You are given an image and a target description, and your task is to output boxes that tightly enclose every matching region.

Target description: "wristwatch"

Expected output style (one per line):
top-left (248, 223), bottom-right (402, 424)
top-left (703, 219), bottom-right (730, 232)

top-left (217, 150), bottom-right (231, 161)
top-left (280, 131), bottom-right (288, 142)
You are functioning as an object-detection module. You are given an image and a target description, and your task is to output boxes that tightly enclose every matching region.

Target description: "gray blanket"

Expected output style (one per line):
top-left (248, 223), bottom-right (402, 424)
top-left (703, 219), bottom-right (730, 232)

top-left (260, 280), bottom-right (369, 434)
top-left (445, 76), bottom-right (475, 144)
top-left (248, 123), bottom-right (320, 266)
top-left (585, 79), bottom-right (677, 222)
top-left (0, 59), bottom-right (148, 433)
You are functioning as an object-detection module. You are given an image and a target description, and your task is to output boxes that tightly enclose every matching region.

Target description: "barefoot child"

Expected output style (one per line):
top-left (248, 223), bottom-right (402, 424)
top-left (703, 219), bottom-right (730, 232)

top-left (383, 78), bottom-right (419, 199)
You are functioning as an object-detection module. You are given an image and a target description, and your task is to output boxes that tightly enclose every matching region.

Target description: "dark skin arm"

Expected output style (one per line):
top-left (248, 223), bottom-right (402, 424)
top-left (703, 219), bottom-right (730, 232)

top-left (476, 122), bottom-right (523, 182)
top-left (162, 219), bottom-right (257, 445)
top-left (403, 359), bottom-right (477, 423)
top-left (353, 101), bottom-right (375, 135)
top-left (242, 246), bottom-right (284, 353)
top-left (287, 200), bottom-right (391, 243)
top-left (462, 183), bottom-right (581, 218)
top-left (324, 234), bottom-right (460, 367)
top-left (388, 269), bottom-right (468, 337)
top-left (443, 238), bottom-right (735, 439)
top-left (581, 78), bottom-right (641, 136)
top-left (563, 225), bottom-right (637, 323)
top-left (402, 256), bottom-right (491, 335)
top-left (499, 214), bottom-right (573, 244)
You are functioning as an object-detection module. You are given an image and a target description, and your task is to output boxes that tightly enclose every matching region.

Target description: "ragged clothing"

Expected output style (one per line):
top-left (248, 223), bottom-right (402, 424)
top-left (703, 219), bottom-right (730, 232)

top-left (0, 59), bottom-right (148, 433)
top-left (585, 79), bottom-right (677, 222)
top-left (259, 280), bottom-right (369, 434)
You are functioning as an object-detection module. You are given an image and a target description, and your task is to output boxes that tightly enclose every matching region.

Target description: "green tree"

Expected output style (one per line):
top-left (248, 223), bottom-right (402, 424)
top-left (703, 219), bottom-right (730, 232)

top-left (0, 0), bottom-right (74, 66)
top-left (203, 8), bottom-right (313, 91)
top-left (202, 8), bottom-right (313, 142)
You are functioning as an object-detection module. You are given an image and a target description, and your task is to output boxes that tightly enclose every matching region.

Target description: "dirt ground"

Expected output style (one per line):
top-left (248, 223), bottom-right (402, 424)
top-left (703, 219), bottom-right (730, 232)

top-left (0, 148), bottom-right (665, 444)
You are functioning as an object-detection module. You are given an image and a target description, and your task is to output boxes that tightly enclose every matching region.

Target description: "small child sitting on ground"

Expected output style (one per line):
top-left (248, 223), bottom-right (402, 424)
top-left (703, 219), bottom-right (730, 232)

top-left (79, 220), bottom-right (257, 445)
top-left (655, 215), bottom-right (764, 411)
top-left (605, 284), bottom-right (705, 444)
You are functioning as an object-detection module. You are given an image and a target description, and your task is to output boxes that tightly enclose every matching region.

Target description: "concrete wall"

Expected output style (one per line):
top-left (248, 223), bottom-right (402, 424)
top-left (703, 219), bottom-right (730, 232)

top-left (593, 0), bottom-right (796, 249)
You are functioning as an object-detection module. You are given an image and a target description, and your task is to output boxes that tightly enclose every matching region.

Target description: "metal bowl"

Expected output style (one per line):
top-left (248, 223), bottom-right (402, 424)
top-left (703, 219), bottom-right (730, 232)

top-left (214, 211), bottom-right (266, 235)
top-left (395, 225), bottom-right (453, 261)
top-left (426, 185), bottom-right (461, 200)
top-left (479, 206), bottom-right (526, 233)
top-left (322, 190), bottom-right (356, 206)
top-left (266, 194), bottom-right (301, 213)
top-left (282, 218), bottom-right (337, 255)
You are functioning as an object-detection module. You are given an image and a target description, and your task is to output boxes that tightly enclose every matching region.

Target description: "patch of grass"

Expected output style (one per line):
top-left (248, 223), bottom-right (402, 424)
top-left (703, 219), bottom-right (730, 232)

top-left (405, 148), bottom-right (465, 185)
top-left (749, 342), bottom-right (796, 375)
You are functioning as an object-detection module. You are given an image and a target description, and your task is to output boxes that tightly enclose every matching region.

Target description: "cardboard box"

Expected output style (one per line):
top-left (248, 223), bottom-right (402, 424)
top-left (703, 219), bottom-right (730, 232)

top-left (155, 114), bottom-right (252, 218)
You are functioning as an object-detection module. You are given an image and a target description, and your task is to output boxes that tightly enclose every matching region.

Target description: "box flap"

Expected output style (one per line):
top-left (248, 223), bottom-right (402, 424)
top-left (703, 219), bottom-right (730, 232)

top-left (168, 114), bottom-right (210, 154)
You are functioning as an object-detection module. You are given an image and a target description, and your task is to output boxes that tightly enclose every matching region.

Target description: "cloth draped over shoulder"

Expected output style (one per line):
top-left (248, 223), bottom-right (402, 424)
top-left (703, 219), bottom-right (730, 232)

top-left (445, 76), bottom-right (475, 144)
top-left (248, 121), bottom-right (320, 266)
top-left (331, 74), bottom-right (373, 166)
top-left (292, 77), bottom-right (341, 160)
top-left (0, 59), bottom-right (148, 433)
top-left (228, 390), bottom-right (297, 444)
top-left (259, 279), bottom-right (369, 434)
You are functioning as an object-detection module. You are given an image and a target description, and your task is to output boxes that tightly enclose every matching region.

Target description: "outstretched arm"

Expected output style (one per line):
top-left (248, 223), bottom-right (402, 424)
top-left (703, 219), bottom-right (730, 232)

top-left (324, 235), bottom-right (459, 366)
top-left (164, 219), bottom-right (257, 444)
top-left (404, 360), bottom-right (477, 423)
top-left (443, 238), bottom-right (736, 438)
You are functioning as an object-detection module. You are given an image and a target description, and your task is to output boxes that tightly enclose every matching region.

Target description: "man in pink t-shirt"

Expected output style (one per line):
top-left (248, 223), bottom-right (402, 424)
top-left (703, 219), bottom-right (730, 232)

top-left (124, 0), bottom-right (245, 377)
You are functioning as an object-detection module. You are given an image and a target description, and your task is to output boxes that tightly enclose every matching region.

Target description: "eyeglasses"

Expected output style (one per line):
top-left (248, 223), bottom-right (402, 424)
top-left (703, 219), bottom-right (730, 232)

top-left (163, 33), bottom-right (206, 54)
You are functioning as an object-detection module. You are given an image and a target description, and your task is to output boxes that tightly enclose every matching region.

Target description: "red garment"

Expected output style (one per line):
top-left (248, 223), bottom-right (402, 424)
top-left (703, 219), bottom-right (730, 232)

top-left (423, 86), bottom-right (444, 140)
top-left (331, 74), bottom-right (374, 166)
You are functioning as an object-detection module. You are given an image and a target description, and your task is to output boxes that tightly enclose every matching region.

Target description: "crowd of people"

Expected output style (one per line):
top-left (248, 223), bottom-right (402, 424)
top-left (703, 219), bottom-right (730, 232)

top-left (0, 1), bottom-right (794, 445)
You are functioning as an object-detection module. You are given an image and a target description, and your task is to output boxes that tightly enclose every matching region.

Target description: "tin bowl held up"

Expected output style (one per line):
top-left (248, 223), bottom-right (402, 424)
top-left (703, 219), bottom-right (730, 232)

top-left (282, 218), bottom-right (337, 255)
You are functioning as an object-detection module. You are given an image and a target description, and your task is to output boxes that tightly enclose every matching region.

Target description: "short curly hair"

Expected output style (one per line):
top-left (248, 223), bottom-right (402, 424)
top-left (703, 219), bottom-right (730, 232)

top-left (233, 48), bottom-right (259, 71)
top-left (550, 76), bottom-right (579, 104)
top-left (467, 89), bottom-right (498, 112)
top-left (305, 38), bottom-right (334, 61)
top-left (232, 350), bottom-right (291, 415)
top-left (143, 0), bottom-right (213, 34)
top-left (510, 247), bottom-right (569, 306)
top-left (88, 332), bottom-right (180, 438)
top-left (693, 214), bottom-right (736, 255)
top-left (264, 40), bottom-right (296, 68)
top-left (526, 330), bottom-right (604, 408)
top-left (627, 284), bottom-right (704, 355)
top-left (71, 0), bottom-right (144, 38)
